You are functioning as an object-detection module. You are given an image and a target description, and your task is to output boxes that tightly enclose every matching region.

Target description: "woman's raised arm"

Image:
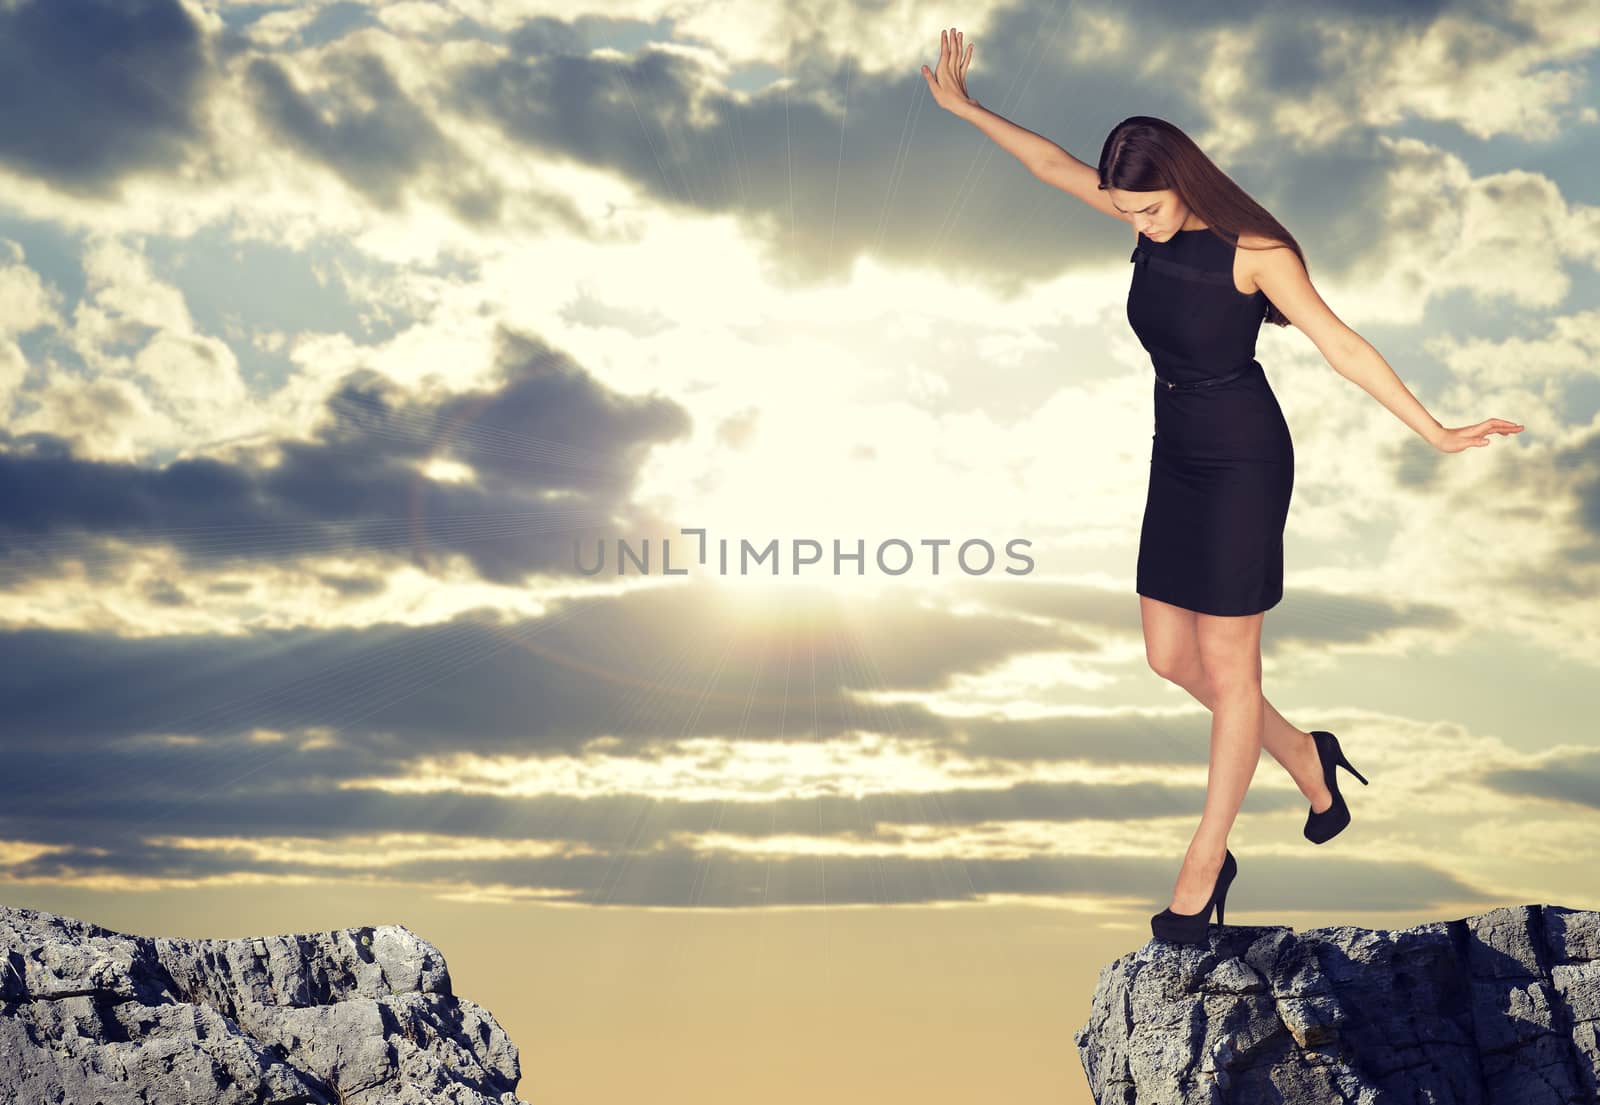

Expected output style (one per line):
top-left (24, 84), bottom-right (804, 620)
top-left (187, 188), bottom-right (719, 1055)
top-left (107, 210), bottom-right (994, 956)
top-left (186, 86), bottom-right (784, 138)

top-left (920, 27), bottom-right (1131, 226)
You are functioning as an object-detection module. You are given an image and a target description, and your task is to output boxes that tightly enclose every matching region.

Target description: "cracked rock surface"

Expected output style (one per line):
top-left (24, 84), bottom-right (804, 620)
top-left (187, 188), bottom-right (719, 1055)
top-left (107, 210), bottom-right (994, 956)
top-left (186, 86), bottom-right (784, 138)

top-left (0, 905), bottom-right (529, 1104)
top-left (1075, 904), bottom-right (1600, 1105)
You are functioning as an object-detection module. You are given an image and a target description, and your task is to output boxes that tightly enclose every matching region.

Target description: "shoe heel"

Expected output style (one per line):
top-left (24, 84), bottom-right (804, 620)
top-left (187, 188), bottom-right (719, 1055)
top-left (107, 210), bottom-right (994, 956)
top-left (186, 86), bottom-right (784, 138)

top-left (1214, 850), bottom-right (1236, 926)
top-left (1336, 749), bottom-right (1369, 786)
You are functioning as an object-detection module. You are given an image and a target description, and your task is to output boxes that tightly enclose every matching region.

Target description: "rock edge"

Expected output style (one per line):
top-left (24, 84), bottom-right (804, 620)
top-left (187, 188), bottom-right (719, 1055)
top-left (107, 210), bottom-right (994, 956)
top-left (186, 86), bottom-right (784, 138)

top-left (1075, 903), bottom-right (1600, 1105)
top-left (1, 904), bottom-right (530, 1105)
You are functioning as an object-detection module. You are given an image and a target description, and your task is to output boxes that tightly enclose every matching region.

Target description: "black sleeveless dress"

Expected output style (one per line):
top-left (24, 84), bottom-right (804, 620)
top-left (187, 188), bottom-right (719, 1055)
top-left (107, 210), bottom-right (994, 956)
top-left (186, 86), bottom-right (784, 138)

top-left (1126, 227), bottom-right (1293, 617)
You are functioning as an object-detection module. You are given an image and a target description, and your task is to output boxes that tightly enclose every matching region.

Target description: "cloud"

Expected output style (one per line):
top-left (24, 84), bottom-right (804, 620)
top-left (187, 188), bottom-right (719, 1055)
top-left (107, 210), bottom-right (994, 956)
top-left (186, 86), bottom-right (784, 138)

top-left (0, 2), bottom-right (1595, 924)
top-left (0, 743), bottom-right (1250, 848)
top-left (0, 724), bottom-right (1487, 912)
top-left (0, 0), bottom-right (210, 194)
top-left (0, 562), bottom-right (1551, 914)
top-left (0, 579), bottom-right (1083, 752)
top-left (1393, 421), bottom-right (1600, 608)
top-left (378, 848), bottom-right (1495, 911)
top-left (245, 51), bottom-right (453, 212)
top-left (0, 806), bottom-right (1492, 911)
top-left (448, 31), bottom-right (1138, 283)
top-left (0, 327), bottom-right (691, 585)
top-left (966, 578), bottom-right (1462, 655)
top-left (1479, 746), bottom-right (1600, 810)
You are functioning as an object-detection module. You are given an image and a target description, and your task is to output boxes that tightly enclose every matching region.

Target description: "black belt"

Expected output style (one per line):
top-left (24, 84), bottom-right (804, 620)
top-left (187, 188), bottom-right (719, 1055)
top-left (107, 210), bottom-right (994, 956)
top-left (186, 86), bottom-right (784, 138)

top-left (1155, 362), bottom-right (1259, 391)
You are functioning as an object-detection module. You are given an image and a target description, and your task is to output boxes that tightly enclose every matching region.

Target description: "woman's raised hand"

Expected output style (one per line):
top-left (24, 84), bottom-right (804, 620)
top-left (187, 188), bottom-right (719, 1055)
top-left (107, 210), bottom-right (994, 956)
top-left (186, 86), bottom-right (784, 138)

top-left (1432, 418), bottom-right (1524, 453)
top-left (920, 27), bottom-right (976, 113)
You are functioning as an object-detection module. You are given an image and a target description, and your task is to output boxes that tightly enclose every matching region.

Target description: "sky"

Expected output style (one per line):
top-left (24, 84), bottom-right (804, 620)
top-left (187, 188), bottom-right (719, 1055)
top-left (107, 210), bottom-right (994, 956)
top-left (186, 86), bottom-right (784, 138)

top-left (2, 0), bottom-right (1599, 1102)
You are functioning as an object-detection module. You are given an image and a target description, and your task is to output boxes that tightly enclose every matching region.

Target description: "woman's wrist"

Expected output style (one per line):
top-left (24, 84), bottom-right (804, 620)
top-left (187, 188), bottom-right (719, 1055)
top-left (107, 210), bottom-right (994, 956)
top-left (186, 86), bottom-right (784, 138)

top-left (951, 96), bottom-right (982, 120)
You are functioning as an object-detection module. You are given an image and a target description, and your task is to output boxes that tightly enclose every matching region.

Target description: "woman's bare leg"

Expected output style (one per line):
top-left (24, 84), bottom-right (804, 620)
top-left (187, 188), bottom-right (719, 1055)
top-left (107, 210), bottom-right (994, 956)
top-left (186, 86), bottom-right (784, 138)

top-left (1167, 664), bottom-right (1332, 815)
top-left (1139, 595), bottom-right (1331, 815)
top-left (1139, 596), bottom-right (1333, 912)
top-left (1163, 610), bottom-right (1263, 913)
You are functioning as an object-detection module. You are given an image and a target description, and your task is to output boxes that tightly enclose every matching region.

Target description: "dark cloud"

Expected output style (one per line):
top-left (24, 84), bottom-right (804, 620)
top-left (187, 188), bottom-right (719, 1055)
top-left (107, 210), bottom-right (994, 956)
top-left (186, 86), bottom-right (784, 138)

top-left (1219, 127), bottom-right (1398, 273)
top-left (441, 6), bottom-right (1480, 286)
top-left (245, 52), bottom-right (454, 210)
top-left (452, 40), bottom-right (1086, 282)
top-left (0, 327), bottom-right (690, 586)
top-left (1479, 748), bottom-right (1600, 811)
top-left (0, 722), bottom-right (1488, 912)
top-left (0, 1), bottom-right (1531, 268)
top-left (1249, 587), bottom-right (1461, 645)
top-left (372, 847), bottom-right (1496, 911)
top-left (0, 551), bottom-right (1494, 914)
top-left (2, 790), bottom-right (1491, 912)
top-left (0, 557), bottom-right (1470, 913)
top-left (0, 580), bottom-right (1081, 755)
top-left (960, 578), bottom-right (1461, 654)
top-left (1560, 430), bottom-right (1600, 550)
top-left (504, 15), bottom-right (602, 58)
top-left (141, 577), bottom-right (188, 606)
top-left (1393, 437), bottom-right (1445, 490)
top-left (1473, 426), bottom-right (1600, 592)
top-left (0, 738), bottom-right (1267, 850)
top-left (0, 571), bottom-right (1207, 887)
top-left (962, 711), bottom-right (1268, 765)
top-left (0, 0), bottom-right (209, 194)
top-left (204, 579), bottom-right (253, 595)
top-left (267, 1), bottom-right (1524, 281)
top-left (451, 26), bottom-right (1159, 282)
top-left (316, 572), bottom-right (387, 597)
top-left (0, 546), bottom-right (1464, 852)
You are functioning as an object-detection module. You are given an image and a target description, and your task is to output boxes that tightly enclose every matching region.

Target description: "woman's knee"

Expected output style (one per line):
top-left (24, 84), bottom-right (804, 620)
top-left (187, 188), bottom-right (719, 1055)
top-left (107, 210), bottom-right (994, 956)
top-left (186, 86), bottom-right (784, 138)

top-left (1197, 656), bottom-right (1261, 695)
top-left (1147, 648), bottom-right (1202, 686)
top-left (1195, 614), bottom-right (1265, 688)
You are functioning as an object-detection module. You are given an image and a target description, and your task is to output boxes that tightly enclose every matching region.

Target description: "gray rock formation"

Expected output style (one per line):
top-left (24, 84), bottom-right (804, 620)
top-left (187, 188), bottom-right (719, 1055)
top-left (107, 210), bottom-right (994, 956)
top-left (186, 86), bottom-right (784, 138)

top-left (1075, 904), bottom-right (1600, 1105)
top-left (0, 905), bottom-right (529, 1104)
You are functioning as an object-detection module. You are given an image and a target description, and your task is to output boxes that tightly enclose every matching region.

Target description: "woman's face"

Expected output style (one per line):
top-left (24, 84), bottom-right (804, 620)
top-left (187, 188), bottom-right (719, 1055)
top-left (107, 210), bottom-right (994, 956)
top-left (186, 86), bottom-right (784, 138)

top-left (1106, 188), bottom-right (1191, 239)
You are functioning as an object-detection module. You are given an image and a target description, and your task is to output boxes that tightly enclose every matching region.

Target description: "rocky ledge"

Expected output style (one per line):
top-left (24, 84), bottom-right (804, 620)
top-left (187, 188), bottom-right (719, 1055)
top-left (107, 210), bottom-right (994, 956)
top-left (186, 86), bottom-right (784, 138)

top-left (1075, 903), bottom-right (1600, 1105)
top-left (0, 904), bottom-right (528, 1104)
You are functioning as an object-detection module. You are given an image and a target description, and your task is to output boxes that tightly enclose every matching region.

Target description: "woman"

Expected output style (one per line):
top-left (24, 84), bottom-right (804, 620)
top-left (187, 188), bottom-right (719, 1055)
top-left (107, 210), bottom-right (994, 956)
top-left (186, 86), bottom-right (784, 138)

top-left (921, 28), bottom-right (1523, 945)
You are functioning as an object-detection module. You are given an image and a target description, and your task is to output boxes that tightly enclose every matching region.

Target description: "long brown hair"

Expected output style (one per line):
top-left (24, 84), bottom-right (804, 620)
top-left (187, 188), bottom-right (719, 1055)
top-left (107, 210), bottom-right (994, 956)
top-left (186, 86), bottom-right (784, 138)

top-left (1097, 115), bottom-right (1303, 328)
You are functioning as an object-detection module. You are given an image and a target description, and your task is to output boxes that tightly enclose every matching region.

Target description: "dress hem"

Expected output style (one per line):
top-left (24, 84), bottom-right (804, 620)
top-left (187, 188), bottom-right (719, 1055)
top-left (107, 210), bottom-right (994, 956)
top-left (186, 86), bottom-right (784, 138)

top-left (1135, 587), bottom-right (1283, 618)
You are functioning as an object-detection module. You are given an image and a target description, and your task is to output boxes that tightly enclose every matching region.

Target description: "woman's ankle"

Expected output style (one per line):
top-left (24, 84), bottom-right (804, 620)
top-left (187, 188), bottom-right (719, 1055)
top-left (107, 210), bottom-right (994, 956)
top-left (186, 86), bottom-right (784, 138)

top-left (1289, 729), bottom-right (1329, 800)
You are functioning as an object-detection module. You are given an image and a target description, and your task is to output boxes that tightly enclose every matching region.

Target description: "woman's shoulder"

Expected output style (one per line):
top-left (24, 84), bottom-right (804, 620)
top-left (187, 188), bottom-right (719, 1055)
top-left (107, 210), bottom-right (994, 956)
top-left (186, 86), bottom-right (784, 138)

top-left (1235, 231), bottom-right (1296, 289)
top-left (1236, 230), bottom-right (1291, 252)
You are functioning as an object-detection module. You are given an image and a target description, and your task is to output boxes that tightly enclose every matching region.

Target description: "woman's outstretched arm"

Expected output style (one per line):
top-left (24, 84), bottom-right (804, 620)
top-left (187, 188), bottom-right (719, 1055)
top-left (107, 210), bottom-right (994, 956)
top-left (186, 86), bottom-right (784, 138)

top-left (1248, 242), bottom-right (1524, 453)
top-left (920, 27), bottom-right (1129, 224)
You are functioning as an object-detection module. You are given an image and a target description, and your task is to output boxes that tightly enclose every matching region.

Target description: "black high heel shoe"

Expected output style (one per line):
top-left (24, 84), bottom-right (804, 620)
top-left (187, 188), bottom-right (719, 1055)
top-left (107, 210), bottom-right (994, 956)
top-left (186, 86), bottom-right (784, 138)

top-left (1149, 849), bottom-right (1236, 946)
top-left (1303, 730), bottom-right (1369, 844)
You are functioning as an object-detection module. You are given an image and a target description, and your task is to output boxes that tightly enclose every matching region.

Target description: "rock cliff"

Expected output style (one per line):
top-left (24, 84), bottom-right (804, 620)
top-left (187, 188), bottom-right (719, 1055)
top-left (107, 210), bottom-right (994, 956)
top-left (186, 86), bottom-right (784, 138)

top-left (0, 904), bottom-right (529, 1104)
top-left (1075, 903), bottom-right (1600, 1104)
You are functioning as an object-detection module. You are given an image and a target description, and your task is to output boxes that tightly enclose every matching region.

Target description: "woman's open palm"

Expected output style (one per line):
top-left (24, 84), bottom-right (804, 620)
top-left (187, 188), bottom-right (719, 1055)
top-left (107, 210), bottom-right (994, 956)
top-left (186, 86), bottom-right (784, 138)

top-left (1435, 419), bottom-right (1524, 453)
top-left (920, 27), bottom-right (975, 112)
